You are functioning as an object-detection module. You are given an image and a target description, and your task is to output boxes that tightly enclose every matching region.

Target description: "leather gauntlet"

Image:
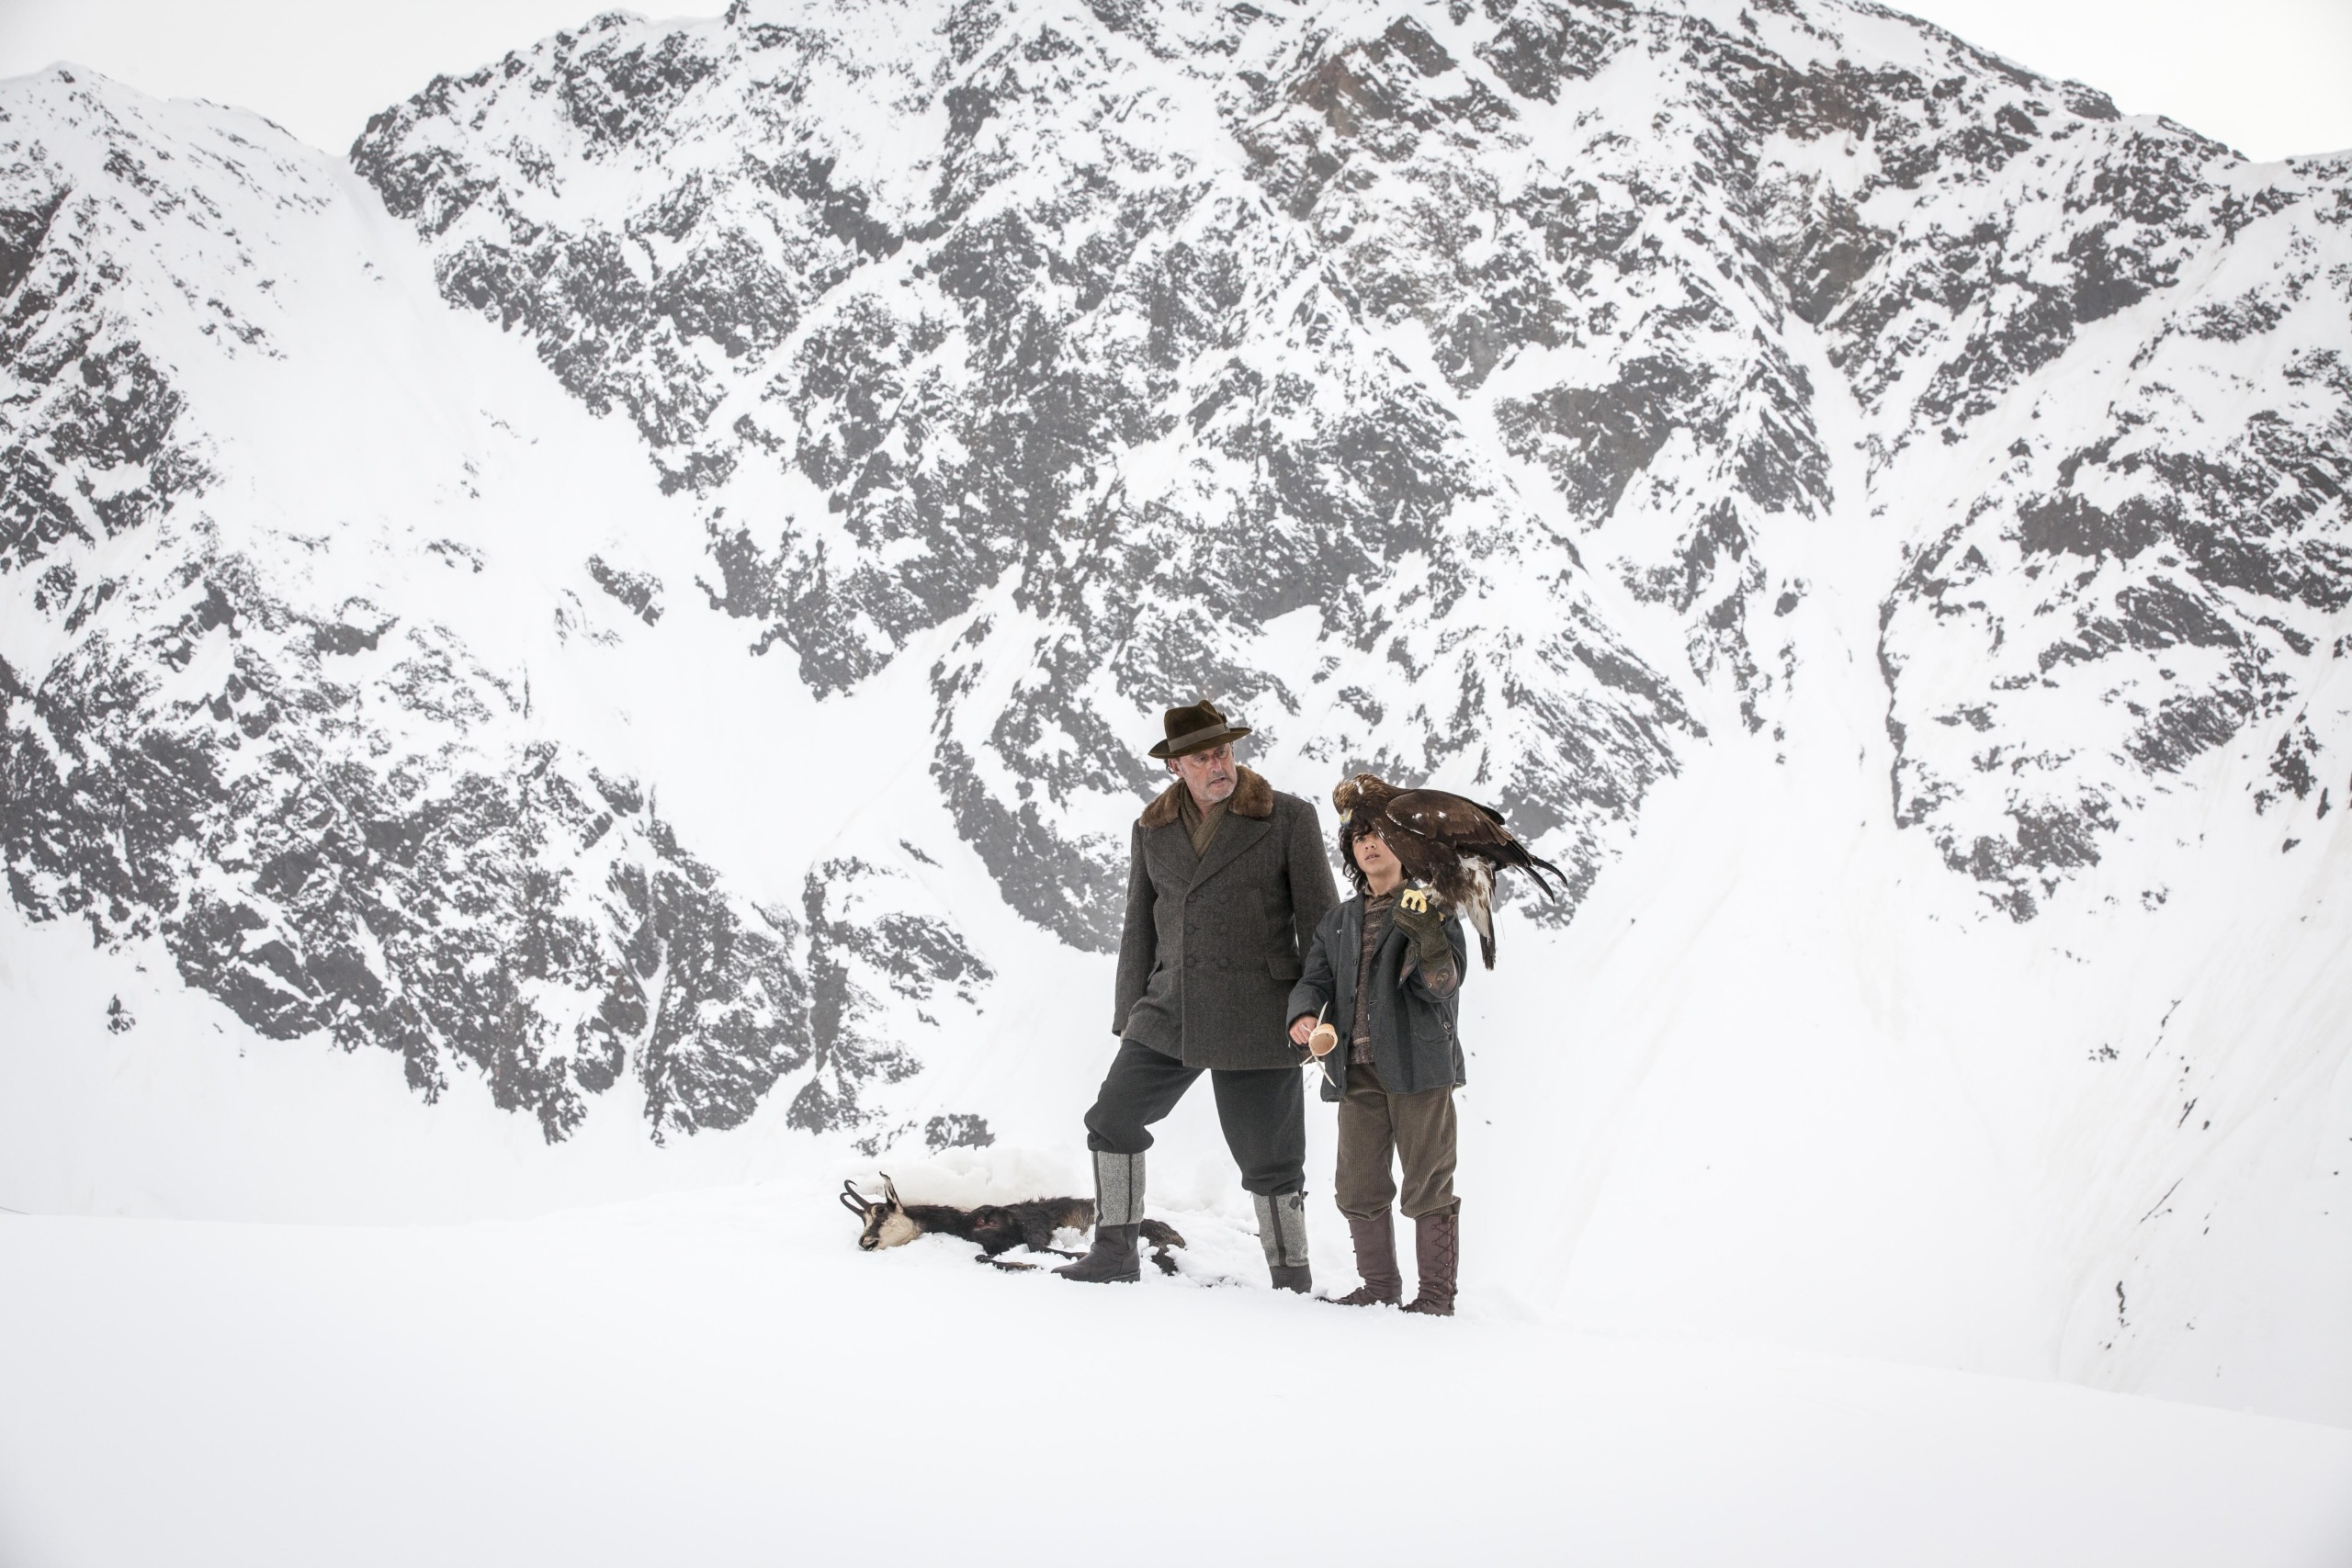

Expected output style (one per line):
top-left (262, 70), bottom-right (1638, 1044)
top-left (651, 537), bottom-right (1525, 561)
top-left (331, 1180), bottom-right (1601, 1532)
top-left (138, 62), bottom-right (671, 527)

top-left (1392, 893), bottom-right (1452, 971)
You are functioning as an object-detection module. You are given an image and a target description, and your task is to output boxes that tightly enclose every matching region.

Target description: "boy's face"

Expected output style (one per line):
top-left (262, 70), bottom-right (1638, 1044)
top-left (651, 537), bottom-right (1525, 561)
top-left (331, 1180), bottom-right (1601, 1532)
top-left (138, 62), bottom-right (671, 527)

top-left (1168, 741), bottom-right (1238, 806)
top-left (1351, 829), bottom-right (1401, 882)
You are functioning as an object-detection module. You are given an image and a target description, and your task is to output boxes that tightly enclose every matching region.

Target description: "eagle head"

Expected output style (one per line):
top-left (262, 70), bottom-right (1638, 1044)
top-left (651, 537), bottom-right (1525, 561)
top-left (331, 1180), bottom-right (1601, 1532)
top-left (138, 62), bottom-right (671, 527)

top-left (1331, 772), bottom-right (1387, 823)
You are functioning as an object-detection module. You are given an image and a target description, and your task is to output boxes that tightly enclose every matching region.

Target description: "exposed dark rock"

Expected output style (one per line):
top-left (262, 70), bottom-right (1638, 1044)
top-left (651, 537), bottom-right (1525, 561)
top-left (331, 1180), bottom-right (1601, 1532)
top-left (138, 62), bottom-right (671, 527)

top-left (1477, 0), bottom-right (1634, 102)
top-left (925, 1112), bottom-right (994, 1150)
top-left (791, 858), bottom-right (990, 1132)
top-left (586, 556), bottom-right (662, 625)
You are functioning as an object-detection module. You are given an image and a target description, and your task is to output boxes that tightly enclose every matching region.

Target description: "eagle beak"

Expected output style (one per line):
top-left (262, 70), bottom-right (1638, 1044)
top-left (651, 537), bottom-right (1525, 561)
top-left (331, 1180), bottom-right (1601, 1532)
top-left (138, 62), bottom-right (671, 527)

top-left (1337, 809), bottom-right (1351, 822)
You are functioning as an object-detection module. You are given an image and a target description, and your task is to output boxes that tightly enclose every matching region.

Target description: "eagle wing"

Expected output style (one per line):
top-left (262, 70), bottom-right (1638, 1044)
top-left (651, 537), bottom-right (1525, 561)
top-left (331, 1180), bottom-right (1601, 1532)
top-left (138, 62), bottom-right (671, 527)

top-left (1385, 790), bottom-right (1512, 849)
top-left (1352, 785), bottom-right (1566, 972)
top-left (1385, 788), bottom-right (1570, 908)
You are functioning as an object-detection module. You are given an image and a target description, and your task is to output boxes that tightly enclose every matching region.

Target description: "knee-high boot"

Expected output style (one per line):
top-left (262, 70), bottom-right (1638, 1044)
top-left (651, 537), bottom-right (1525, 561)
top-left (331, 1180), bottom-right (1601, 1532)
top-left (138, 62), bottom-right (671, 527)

top-left (1329, 1210), bottom-right (1402, 1306)
top-left (1253, 1190), bottom-right (1312, 1293)
top-left (1401, 1207), bottom-right (1457, 1316)
top-left (1055, 1151), bottom-right (1145, 1284)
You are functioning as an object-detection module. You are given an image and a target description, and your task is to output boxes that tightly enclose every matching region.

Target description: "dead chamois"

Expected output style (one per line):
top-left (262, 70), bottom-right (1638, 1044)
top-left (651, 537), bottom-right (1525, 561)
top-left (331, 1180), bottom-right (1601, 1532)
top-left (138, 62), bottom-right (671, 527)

top-left (840, 1176), bottom-right (1185, 1274)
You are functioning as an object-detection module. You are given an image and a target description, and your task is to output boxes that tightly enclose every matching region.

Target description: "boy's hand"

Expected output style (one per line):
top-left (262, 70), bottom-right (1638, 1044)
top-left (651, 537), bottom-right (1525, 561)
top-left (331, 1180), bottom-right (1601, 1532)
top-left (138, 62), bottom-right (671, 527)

top-left (1291, 1014), bottom-right (1340, 1056)
top-left (1392, 894), bottom-right (1451, 967)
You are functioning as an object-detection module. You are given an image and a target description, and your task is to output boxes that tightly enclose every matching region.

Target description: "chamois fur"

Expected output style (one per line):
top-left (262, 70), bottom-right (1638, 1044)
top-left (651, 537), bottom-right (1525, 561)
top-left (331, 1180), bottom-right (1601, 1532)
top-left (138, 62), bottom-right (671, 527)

top-left (840, 1177), bottom-right (1185, 1273)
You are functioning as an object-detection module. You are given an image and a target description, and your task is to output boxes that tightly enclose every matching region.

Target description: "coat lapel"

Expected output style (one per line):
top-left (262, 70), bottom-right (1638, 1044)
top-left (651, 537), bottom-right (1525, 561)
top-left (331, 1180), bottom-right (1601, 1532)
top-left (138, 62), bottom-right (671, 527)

top-left (1135, 801), bottom-right (1200, 896)
top-left (1137, 767), bottom-right (1274, 896)
top-left (1187, 808), bottom-right (1269, 893)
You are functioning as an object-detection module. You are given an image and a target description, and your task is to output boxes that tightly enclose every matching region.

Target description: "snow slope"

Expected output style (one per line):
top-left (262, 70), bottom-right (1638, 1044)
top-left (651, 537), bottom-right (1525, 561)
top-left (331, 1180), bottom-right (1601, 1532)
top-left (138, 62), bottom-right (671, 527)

top-left (2, 0), bottom-right (2348, 1445)
top-left (2, 1192), bottom-right (2349, 1568)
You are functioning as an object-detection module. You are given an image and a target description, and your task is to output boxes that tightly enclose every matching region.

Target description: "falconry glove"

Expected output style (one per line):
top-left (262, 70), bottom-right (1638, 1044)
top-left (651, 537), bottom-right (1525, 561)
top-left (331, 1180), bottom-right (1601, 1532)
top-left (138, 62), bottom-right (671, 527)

top-left (1392, 891), bottom-right (1452, 972)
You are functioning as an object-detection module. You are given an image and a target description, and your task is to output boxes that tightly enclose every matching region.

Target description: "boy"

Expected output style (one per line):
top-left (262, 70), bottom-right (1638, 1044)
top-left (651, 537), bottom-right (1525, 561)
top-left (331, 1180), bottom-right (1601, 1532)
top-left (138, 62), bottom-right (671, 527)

top-left (1285, 811), bottom-right (1468, 1314)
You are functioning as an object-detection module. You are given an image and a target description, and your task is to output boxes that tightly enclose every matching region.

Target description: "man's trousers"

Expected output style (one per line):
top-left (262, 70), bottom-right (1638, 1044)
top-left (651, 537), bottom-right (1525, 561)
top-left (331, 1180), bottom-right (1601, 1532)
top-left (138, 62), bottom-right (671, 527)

top-left (1084, 1038), bottom-right (1306, 1196)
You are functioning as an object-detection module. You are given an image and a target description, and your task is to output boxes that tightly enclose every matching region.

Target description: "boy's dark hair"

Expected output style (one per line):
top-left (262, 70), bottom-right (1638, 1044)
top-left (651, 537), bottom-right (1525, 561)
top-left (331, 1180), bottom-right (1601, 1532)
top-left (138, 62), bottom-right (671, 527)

top-left (1336, 815), bottom-right (1380, 897)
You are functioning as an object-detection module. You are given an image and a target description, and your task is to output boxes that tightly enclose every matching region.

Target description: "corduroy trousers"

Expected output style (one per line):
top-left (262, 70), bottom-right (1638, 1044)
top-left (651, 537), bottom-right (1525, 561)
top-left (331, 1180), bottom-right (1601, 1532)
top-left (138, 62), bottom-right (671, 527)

top-left (1333, 1059), bottom-right (1458, 1220)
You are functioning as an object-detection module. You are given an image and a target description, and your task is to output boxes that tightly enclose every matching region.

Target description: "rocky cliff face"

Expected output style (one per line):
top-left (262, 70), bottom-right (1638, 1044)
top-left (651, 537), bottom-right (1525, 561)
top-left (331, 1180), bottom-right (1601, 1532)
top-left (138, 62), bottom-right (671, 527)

top-left (346, 1), bottom-right (1712, 954)
top-left (4, 0), bottom-right (2347, 1143)
top-left (0, 71), bottom-right (985, 1144)
top-left (346, 0), bottom-right (2351, 930)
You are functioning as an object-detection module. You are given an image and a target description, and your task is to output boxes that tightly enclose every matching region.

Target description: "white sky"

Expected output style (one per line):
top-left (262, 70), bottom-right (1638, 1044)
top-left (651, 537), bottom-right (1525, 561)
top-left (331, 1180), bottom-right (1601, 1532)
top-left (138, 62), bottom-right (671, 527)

top-left (0, 0), bottom-right (2346, 161)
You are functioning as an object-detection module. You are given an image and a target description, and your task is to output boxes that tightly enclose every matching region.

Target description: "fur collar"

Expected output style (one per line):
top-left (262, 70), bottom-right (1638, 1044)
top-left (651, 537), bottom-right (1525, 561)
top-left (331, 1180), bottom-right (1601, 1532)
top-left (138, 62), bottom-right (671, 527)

top-left (1139, 766), bottom-right (1273, 829)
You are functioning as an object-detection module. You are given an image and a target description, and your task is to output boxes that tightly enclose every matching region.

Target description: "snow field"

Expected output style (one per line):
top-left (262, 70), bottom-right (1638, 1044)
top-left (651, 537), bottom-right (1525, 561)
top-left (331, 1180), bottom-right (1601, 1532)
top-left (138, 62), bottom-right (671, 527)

top-left (2, 1188), bottom-right (2348, 1568)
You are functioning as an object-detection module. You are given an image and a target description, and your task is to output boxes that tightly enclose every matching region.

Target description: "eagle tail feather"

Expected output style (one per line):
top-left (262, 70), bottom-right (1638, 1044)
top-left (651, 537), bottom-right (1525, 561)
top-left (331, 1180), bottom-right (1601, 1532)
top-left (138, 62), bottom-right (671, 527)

top-left (1464, 886), bottom-right (1497, 971)
top-left (1529, 852), bottom-right (1569, 901)
top-left (1499, 843), bottom-right (1568, 902)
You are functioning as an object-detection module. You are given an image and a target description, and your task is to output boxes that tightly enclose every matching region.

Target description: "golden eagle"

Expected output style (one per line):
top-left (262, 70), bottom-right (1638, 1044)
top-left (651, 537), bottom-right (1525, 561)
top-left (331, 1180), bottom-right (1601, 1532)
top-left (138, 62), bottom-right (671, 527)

top-left (1333, 773), bottom-right (1566, 969)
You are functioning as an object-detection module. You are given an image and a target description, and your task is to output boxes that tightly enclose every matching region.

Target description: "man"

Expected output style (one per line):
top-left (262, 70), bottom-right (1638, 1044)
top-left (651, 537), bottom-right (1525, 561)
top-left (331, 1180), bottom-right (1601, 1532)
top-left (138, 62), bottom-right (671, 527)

top-left (1056, 699), bottom-right (1340, 1289)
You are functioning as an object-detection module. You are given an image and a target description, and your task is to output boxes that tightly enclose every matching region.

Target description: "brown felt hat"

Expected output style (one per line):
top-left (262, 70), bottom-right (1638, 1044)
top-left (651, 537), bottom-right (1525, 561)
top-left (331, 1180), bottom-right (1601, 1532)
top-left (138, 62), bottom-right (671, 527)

top-left (1149, 699), bottom-right (1250, 760)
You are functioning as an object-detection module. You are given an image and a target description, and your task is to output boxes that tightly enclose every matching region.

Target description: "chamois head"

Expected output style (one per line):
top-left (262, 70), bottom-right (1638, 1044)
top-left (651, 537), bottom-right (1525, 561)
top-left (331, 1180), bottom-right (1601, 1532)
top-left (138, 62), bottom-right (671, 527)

top-left (840, 1176), bottom-right (922, 1251)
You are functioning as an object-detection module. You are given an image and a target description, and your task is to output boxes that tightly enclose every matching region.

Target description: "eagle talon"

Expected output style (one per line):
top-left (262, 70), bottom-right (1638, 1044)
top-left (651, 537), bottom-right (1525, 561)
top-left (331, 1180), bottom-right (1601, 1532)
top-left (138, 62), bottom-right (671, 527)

top-left (1399, 887), bottom-right (1430, 913)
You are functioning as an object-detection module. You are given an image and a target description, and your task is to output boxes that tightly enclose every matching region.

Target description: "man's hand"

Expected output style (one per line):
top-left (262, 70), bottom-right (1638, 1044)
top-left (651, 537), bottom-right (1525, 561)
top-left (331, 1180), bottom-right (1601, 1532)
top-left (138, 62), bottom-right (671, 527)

top-left (1289, 1013), bottom-right (1318, 1046)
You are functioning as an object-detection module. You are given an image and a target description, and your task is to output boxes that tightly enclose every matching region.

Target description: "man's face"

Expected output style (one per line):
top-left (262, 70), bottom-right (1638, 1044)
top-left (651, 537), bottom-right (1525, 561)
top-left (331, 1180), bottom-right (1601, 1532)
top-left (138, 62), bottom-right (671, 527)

top-left (1169, 741), bottom-right (1238, 806)
top-left (1351, 829), bottom-right (1400, 883)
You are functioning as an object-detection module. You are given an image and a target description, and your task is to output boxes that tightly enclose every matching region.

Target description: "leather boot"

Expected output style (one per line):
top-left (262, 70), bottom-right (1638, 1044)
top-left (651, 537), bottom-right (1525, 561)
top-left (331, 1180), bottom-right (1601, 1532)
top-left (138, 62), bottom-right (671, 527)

top-left (1329, 1210), bottom-right (1402, 1306)
top-left (1056, 1151), bottom-right (1145, 1284)
top-left (1054, 1223), bottom-right (1139, 1282)
top-left (1253, 1190), bottom-right (1312, 1293)
top-left (1401, 1207), bottom-right (1458, 1316)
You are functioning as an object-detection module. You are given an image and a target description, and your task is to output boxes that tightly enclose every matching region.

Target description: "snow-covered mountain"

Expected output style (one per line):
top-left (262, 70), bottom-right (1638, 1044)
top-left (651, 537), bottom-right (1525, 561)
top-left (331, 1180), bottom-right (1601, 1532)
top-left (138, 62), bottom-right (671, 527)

top-left (0, 62), bottom-right (998, 1148)
top-left (3, 0), bottom-right (2346, 1424)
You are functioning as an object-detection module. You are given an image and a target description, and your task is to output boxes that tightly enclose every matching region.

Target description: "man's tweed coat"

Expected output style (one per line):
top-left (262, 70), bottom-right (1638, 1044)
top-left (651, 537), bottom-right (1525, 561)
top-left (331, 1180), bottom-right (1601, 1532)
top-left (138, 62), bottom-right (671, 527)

top-left (1112, 767), bottom-right (1340, 1071)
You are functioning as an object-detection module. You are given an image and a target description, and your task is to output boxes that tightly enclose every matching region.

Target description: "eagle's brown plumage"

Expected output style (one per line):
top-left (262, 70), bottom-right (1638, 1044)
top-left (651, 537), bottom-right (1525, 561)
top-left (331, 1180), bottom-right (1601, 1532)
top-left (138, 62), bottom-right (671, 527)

top-left (1332, 772), bottom-right (1566, 969)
